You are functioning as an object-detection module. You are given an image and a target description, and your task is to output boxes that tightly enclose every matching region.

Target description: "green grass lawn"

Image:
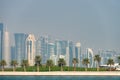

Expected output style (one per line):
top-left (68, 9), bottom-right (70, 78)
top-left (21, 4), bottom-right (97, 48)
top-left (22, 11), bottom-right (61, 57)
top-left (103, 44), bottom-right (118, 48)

top-left (0, 66), bottom-right (106, 72)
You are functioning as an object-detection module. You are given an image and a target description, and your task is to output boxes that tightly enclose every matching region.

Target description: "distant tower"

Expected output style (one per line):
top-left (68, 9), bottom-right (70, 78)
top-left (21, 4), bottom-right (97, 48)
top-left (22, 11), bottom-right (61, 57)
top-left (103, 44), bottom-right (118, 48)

top-left (14, 33), bottom-right (28, 66)
top-left (26, 34), bottom-right (35, 66)
top-left (36, 37), bottom-right (41, 56)
top-left (75, 42), bottom-right (81, 67)
top-left (2, 27), bottom-right (10, 67)
top-left (0, 23), bottom-right (3, 61)
top-left (66, 46), bottom-right (69, 66)
top-left (86, 48), bottom-right (94, 68)
top-left (40, 36), bottom-right (50, 64)
top-left (48, 43), bottom-right (55, 58)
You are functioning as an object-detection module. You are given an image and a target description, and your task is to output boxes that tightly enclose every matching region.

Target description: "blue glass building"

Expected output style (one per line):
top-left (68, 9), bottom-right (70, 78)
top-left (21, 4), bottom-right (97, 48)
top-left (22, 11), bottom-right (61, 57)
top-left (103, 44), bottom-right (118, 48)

top-left (14, 33), bottom-right (28, 66)
top-left (0, 23), bottom-right (3, 61)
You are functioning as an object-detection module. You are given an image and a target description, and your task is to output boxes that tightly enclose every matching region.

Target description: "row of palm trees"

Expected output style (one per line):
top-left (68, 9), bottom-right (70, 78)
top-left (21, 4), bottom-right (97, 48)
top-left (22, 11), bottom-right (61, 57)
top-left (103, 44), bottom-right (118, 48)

top-left (0, 55), bottom-right (120, 71)
top-left (0, 60), bottom-right (27, 71)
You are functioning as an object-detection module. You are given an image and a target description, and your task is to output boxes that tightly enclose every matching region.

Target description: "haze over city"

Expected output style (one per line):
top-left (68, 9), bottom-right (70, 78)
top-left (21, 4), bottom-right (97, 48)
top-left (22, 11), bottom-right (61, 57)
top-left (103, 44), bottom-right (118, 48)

top-left (0, 0), bottom-right (120, 53)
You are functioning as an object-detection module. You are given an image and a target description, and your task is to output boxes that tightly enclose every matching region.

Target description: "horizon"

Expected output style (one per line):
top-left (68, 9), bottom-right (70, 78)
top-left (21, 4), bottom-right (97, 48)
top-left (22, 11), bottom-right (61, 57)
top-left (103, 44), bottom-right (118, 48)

top-left (0, 0), bottom-right (120, 53)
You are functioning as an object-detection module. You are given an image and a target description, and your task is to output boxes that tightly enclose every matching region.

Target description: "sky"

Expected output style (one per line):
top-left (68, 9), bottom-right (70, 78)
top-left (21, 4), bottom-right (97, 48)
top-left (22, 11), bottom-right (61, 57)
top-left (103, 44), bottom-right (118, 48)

top-left (0, 0), bottom-right (120, 53)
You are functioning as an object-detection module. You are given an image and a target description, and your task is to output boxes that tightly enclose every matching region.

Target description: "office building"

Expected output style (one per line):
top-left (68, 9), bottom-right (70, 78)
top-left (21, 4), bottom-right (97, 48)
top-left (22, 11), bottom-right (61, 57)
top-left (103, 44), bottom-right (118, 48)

top-left (2, 28), bottom-right (10, 67)
top-left (40, 36), bottom-right (50, 64)
top-left (0, 23), bottom-right (3, 61)
top-left (26, 34), bottom-right (36, 66)
top-left (75, 42), bottom-right (81, 67)
top-left (86, 48), bottom-right (94, 68)
top-left (14, 33), bottom-right (28, 66)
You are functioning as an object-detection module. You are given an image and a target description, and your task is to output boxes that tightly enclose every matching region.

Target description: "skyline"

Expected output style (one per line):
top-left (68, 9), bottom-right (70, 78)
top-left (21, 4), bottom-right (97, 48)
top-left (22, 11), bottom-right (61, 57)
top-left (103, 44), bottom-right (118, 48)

top-left (0, 0), bottom-right (120, 53)
top-left (0, 23), bottom-right (119, 68)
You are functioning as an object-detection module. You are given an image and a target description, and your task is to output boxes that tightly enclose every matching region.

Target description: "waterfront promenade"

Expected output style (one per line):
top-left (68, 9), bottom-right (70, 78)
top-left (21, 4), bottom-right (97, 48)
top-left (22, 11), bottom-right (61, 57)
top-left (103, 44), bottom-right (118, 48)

top-left (0, 71), bottom-right (120, 76)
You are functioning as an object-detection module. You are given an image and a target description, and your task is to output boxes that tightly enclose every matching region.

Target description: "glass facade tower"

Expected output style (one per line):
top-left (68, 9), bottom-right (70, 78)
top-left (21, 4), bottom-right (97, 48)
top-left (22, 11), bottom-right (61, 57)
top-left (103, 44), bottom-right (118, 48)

top-left (0, 23), bottom-right (3, 61)
top-left (14, 33), bottom-right (28, 66)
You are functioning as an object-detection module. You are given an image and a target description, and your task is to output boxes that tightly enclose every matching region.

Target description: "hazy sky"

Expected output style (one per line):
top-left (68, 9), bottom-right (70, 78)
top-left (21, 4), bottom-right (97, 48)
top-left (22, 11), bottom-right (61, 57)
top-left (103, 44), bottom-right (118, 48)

top-left (0, 0), bottom-right (120, 53)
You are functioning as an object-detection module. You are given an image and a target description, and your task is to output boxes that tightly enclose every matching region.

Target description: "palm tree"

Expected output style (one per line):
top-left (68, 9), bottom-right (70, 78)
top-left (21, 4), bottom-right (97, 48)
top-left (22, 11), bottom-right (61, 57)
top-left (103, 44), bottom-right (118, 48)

top-left (82, 58), bottom-right (90, 71)
top-left (117, 56), bottom-right (120, 65)
top-left (0, 60), bottom-right (6, 71)
top-left (21, 60), bottom-right (29, 72)
top-left (94, 55), bottom-right (101, 71)
top-left (46, 59), bottom-right (54, 71)
top-left (58, 58), bottom-right (66, 71)
top-left (72, 58), bottom-right (78, 71)
top-left (35, 55), bottom-right (41, 72)
top-left (11, 60), bottom-right (18, 71)
top-left (107, 58), bottom-right (114, 71)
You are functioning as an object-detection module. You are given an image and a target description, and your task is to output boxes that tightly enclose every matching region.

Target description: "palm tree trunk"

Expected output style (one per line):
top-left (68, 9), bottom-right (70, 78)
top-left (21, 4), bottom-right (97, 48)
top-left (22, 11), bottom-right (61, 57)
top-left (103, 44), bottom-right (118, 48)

top-left (24, 66), bottom-right (26, 72)
top-left (2, 66), bottom-right (4, 71)
top-left (13, 66), bottom-right (15, 72)
top-left (74, 64), bottom-right (76, 71)
top-left (97, 62), bottom-right (99, 71)
top-left (85, 65), bottom-right (87, 71)
top-left (110, 64), bottom-right (111, 71)
top-left (37, 63), bottom-right (39, 72)
top-left (49, 66), bottom-right (50, 72)
top-left (61, 65), bottom-right (63, 71)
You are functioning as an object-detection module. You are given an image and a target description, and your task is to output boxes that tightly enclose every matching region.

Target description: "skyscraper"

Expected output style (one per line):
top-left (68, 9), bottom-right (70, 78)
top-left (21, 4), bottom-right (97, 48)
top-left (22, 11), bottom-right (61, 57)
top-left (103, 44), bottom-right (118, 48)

top-left (75, 42), bottom-right (81, 67)
top-left (55, 40), bottom-right (73, 66)
top-left (26, 34), bottom-right (36, 66)
top-left (14, 33), bottom-right (28, 66)
top-left (40, 36), bottom-right (50, 64)
top-left (69, 41), bottom-right (74, 67)
top-left (36, 37), bottom-right (41, 56)
top-left (86, 48), bottom-right (94, 68)
top-left (11, 46), bottom-right (16, 60)
top-left (2, 28), bottom-right (10, 67)
top-left (66, 46), bottom-right (69, 66)
top-left (0, 23), bottom-right (3, 61)
top-left (48, 43), bottom-right (55, 58)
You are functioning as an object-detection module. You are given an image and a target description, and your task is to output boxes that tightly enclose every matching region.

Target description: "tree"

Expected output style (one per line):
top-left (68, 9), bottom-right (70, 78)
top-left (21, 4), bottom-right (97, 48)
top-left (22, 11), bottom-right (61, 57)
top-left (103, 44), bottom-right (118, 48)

top-left (107, 58), bottom-right (114, 71)
top-left (21, 60), bottom-right (29, 72)
top-left (72, 58), bottom-right (78, 71)
top-left (94, 55), bottom-right (101, 71)
top-left (46, 59), bottom-right (54, 71)
top-left (82, 58), bottom-right (90, 71)
top-left (35, 55), bottom-right (41, 72)
top-left (58, 58), bottom-right (66, 71)
top-left (0, 60), bottom-right (6, 71)
top-left (117, 56), bottom-right (120, 65)
top-left (11, 60), bottom-right (18, 71)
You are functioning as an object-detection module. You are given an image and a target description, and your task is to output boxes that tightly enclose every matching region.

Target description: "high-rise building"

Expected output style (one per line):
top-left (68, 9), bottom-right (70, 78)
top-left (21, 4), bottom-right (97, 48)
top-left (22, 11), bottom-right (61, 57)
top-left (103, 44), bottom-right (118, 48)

top-left (55, 40), bottom-right (73, 66)
top-left (11, 46), bottom-right (16, 60)
top-left (0, 23), bottom-right (3, 61)
top-left (86, 48), bottom-right (94, 68)
top-left (36, 37), bottom-right (41, 56)
top-left (99, 50), bottom-right (118, 65)
top-left (66, 46), bottom-right (69, 66)
top-left (69, 41), bottom-right (74, 67)
top-left (75, 42), bottom-right (81, 67)
top-left (2, 28), bottom-right (10, 67)
top-left (40, 36), bottom-right (50, 64)
top-left (14, 33), bottom-right (28, 66)
top-left (26, 34), bottom-right (36, 66)
top-left (48, 43), bottom-right (55, 58)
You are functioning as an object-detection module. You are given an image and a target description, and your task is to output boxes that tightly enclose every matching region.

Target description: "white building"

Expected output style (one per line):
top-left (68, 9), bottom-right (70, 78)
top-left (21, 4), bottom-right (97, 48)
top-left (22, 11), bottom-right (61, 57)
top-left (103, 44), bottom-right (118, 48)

top-left (75, 42), bottom-right (81, 67)
top-left (26, 34), bottom-right (35, 66)
top-left (66, 47), bottom-right (69, 66)
top-left (3, 28), bottom-right (10, 67)
top-left (50, 55), bottom-right (57, 65)
top-left (86, 48), bottom-right (94, 68)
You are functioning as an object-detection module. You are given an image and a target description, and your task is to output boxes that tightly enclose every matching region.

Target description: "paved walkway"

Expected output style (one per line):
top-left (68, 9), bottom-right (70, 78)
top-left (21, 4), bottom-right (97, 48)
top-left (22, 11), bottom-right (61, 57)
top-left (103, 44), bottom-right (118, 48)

top-left (0, 71), bottom-right (120, 76)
